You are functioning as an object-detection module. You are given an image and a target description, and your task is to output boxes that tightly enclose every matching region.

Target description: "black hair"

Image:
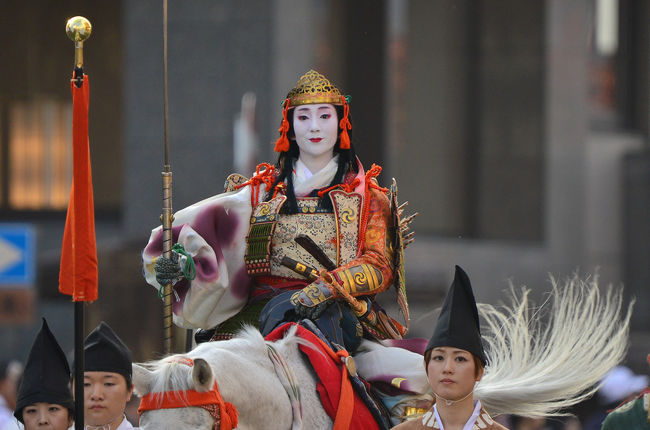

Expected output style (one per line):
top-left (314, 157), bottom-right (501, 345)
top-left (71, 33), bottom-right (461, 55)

top-left (71, 372), bottom-right (133, 391)
top-left (0, 360), bottom-right (9, 380)
top-left (265, 105), bottom-right (358, 213)
top-left (423, 348), bottom-right (484, 379)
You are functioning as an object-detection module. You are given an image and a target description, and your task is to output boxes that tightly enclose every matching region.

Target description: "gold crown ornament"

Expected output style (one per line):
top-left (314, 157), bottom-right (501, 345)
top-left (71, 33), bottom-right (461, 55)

top-left (274, 70), bottom-right (351, 152)
top-left (287, 70), bottom-right (343, 107)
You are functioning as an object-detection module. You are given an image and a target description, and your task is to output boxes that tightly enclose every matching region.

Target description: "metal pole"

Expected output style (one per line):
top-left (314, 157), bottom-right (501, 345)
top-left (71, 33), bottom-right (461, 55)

top-left (161, 0), bottom-right (174, 354)
top-left (65, 17), bottom-right (91, 429)
top-left (74, 302), bottom-right (84, 430)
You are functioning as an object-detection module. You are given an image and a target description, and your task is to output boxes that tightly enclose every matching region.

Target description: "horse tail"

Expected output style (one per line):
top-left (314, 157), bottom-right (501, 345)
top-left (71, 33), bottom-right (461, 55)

top-left (474, 274), bottom-right (633, 418)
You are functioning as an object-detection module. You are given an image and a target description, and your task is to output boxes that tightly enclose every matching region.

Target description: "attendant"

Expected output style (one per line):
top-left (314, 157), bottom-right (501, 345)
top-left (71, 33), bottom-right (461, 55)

top-left (81, 322), bottom-right (137, 430)
top-left (13, 319), bottom-right (74, 430)
top-left (392, 266), bottom-right (507, 429)
top-left (0, 360), bottom-right (22, 430)
top-left (601, 353), bottom-right (650, 430)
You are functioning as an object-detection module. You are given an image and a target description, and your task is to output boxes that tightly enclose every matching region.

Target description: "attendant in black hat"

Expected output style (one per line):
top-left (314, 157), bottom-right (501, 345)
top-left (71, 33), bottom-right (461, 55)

top-left (393, 266), bottom-right (507, 430)
top-left (14, 319), bottom-right (74, 430)
top-left (81, 322), bottom-right (135, 430)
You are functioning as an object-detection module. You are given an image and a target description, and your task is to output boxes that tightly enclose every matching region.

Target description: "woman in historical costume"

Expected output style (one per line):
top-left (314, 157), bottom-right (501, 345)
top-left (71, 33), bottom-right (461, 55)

top-left (80, 322), bottom-right (137, 430)
top-left (14, 319), bottom-right (74, 430)
top-left (392, 266), bottom-right (634, 429)
top-left (392, 266), bottom-right (507, 429)
top-left (600, 353), bottom-right (650, 430)
top-left (144, 69), bottom-right (411, 349)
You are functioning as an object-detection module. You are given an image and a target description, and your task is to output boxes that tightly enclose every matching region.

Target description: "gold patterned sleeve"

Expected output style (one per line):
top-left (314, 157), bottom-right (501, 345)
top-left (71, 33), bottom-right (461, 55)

top-left (329, 186), bottom-right (394, 297)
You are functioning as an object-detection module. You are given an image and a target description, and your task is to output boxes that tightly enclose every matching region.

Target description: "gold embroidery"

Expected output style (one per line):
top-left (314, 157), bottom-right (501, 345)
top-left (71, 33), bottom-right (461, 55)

top-left (338, 264), bottom-right (383, 294)
top-left (304, 283), bottom-right (327, 303)
top-left (353, 271), bottom-right (368, 286)
top-left (340, 269), bottom-right (356, 293)
top-left (391, 377), bottom-right (406, 388)
top-left (331, 191), bottom-right (362, 266)
top-left (341, 207), bottom-right (356, 224)
top-left (259, 204), bottom-right (270, 216)
top-left (270, 209), bottom-right (337, 278)
top-left (366, 227), bottom-right (381, 244)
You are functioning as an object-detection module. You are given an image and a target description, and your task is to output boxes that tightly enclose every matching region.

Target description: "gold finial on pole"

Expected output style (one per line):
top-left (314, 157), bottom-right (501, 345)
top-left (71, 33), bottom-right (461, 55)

top-left (66, 16), bottom-right (92, 69)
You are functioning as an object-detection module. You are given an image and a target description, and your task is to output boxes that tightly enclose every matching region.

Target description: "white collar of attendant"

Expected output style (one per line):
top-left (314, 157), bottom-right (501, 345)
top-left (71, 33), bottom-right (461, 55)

top-left (292, 155), bottom-right (339, 197)
top-left (422, 400), bottom-right (489, 429)
top-left (84, 414), bottom-right (131, 430)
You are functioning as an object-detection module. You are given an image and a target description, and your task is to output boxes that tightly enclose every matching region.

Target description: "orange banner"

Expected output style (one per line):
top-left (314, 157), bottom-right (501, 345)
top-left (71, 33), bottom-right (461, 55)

top-left (59, 74), bottom-right (98, 302)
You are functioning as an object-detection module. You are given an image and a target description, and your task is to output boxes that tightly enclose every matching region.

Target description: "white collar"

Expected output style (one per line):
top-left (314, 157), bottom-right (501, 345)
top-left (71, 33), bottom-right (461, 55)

top-left (422, 400), bottom-right (482, 430)
top-left (292, 155), bottom-right (339, 197)
top-left (84, 415), bottom-right (134, 430)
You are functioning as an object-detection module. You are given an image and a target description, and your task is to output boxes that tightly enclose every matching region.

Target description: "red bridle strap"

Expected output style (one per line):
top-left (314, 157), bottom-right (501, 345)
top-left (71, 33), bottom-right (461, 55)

top-left (138, 376), bottom-right (238, 430)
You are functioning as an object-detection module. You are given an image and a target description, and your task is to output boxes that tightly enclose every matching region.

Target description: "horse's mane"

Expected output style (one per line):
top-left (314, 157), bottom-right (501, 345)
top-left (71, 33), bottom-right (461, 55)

top-left (140, 324), bottom-right (317, 398)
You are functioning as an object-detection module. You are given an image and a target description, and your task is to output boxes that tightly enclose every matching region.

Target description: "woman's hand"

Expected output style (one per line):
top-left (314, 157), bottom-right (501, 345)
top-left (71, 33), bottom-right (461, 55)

top-left (290, 279), bottom-right (336, 320)
top-left (153, 250), bottom-right (183, 287)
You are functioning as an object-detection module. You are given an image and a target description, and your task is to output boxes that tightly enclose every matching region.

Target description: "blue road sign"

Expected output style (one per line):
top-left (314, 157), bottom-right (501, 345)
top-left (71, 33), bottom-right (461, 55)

top-left (0, 224), bottom-right (35, 286)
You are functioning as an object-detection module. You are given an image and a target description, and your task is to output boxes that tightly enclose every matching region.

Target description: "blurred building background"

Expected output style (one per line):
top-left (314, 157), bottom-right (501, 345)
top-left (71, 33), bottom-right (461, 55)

top-left (0, 0), bottom-right (648, 378)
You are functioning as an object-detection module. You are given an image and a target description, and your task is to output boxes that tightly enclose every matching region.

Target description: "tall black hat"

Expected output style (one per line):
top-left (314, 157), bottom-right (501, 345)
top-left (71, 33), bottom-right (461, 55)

top-left (84, 322), bottom-right (132, 382)
top-left (14, 319), bottom-right (74, 423)
top-left (426, 265), bottom-right (487, 365)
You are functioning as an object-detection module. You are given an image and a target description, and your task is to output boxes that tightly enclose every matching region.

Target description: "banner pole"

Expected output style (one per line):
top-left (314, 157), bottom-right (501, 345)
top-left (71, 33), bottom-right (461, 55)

top-left (74, 302), bottom-right (85, 430)
top-left (65, 16), bottom-right (92, 429)
top-left (161, 0), bottom-right (174, 354)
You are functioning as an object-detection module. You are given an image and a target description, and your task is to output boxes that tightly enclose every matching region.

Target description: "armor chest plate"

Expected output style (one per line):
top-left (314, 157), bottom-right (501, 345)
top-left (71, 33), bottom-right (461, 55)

top-left (245, 193), bottom-right (363, 278)
top-left (271, 208), bottom-right (337, 277)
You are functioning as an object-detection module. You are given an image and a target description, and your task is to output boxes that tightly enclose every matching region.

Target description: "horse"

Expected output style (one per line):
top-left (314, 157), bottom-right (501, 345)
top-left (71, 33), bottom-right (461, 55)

top-left (133, 324), bottom-right (332, 429)
top-left (133, 274), bottom-right (633, 428)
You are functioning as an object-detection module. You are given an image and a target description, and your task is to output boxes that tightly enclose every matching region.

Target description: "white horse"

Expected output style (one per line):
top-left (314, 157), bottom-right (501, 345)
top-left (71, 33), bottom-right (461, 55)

top-left (133, 324), bottom-right (332, 429)
top-left (133, 275), bottom-right (633, 429)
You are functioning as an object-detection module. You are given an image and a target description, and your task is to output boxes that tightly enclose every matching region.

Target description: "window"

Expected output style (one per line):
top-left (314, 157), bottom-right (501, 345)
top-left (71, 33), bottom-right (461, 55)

top-left (1, 99), bottom-right (72, 210)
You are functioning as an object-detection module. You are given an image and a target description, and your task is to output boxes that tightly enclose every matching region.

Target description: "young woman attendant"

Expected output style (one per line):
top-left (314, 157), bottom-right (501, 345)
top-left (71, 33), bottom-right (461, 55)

top-left (14, 319), bottom-right (74, 430)
top-left (393, 266), bottom-right (507, 430)
top-left (81, 322), bottom-right (137, 430)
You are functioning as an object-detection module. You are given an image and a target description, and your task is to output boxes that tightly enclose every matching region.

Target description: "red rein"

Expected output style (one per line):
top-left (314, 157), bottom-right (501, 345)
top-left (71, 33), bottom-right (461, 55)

top-left (137, 358), bottom-right (239, 430)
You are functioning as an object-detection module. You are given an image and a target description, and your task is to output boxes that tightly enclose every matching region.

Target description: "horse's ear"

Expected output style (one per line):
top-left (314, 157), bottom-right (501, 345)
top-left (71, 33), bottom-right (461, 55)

top-left (132, 363), bottom-right (153, 396)
top-left (191, 358), bottom-right (214, 392)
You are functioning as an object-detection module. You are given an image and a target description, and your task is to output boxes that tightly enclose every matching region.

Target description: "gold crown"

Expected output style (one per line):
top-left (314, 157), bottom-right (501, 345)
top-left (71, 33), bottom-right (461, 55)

top-left (286, 70), bottom-right (344, 107)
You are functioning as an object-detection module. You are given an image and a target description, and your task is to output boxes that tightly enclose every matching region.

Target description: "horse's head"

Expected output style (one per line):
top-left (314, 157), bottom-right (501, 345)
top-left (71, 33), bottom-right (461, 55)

top-left (133, 356), bottom-right (237, 430)
top-left (131, 326), bottom-right (330, 429)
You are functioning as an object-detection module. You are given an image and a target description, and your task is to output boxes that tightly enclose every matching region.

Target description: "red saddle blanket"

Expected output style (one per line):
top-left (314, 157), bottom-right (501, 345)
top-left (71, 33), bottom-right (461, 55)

top-left (265, 322), bottom-right (380, 430)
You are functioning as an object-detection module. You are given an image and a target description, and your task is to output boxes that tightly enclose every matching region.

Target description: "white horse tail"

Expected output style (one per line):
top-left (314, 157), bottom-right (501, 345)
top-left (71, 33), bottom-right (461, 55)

top-left (474, 274), bottom-right (634, 418)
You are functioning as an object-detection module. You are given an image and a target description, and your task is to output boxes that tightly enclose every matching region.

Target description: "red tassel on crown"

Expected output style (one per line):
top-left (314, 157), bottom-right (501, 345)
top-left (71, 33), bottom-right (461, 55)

top-left (339, 96), bottom-right (351, 150)
top-left (274, 98), bottom-right (291, 152)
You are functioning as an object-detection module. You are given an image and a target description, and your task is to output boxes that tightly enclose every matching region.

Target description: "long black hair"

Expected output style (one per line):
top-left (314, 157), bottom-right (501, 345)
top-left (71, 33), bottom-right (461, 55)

top-left (265, 105), bottom-right (358, 213)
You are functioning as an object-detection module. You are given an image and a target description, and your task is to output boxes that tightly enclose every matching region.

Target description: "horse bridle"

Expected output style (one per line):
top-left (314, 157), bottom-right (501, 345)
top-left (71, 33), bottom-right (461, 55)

top-left (137, 357), bottom-right (238, 430)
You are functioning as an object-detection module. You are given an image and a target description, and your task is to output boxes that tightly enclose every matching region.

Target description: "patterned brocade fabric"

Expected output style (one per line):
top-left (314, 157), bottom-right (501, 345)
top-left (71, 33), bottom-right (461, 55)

top-left (393, 406), bottom-right (508, 430)
top-left (330, 187), bottom-right (394, 296)
top-left (249, 186), bottom-right (394, 298)
top-left (271, 199), bottom-right (339, 278)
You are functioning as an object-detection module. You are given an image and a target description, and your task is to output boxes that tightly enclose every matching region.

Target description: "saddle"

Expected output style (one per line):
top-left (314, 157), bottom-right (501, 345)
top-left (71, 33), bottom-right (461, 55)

top-left (265, 321), bottom-right (392, 430)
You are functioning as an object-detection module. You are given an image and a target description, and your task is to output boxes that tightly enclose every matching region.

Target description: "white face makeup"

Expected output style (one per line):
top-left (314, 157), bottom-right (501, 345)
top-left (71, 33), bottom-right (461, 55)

top-left (292, 103), bottom-right (339, 172)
